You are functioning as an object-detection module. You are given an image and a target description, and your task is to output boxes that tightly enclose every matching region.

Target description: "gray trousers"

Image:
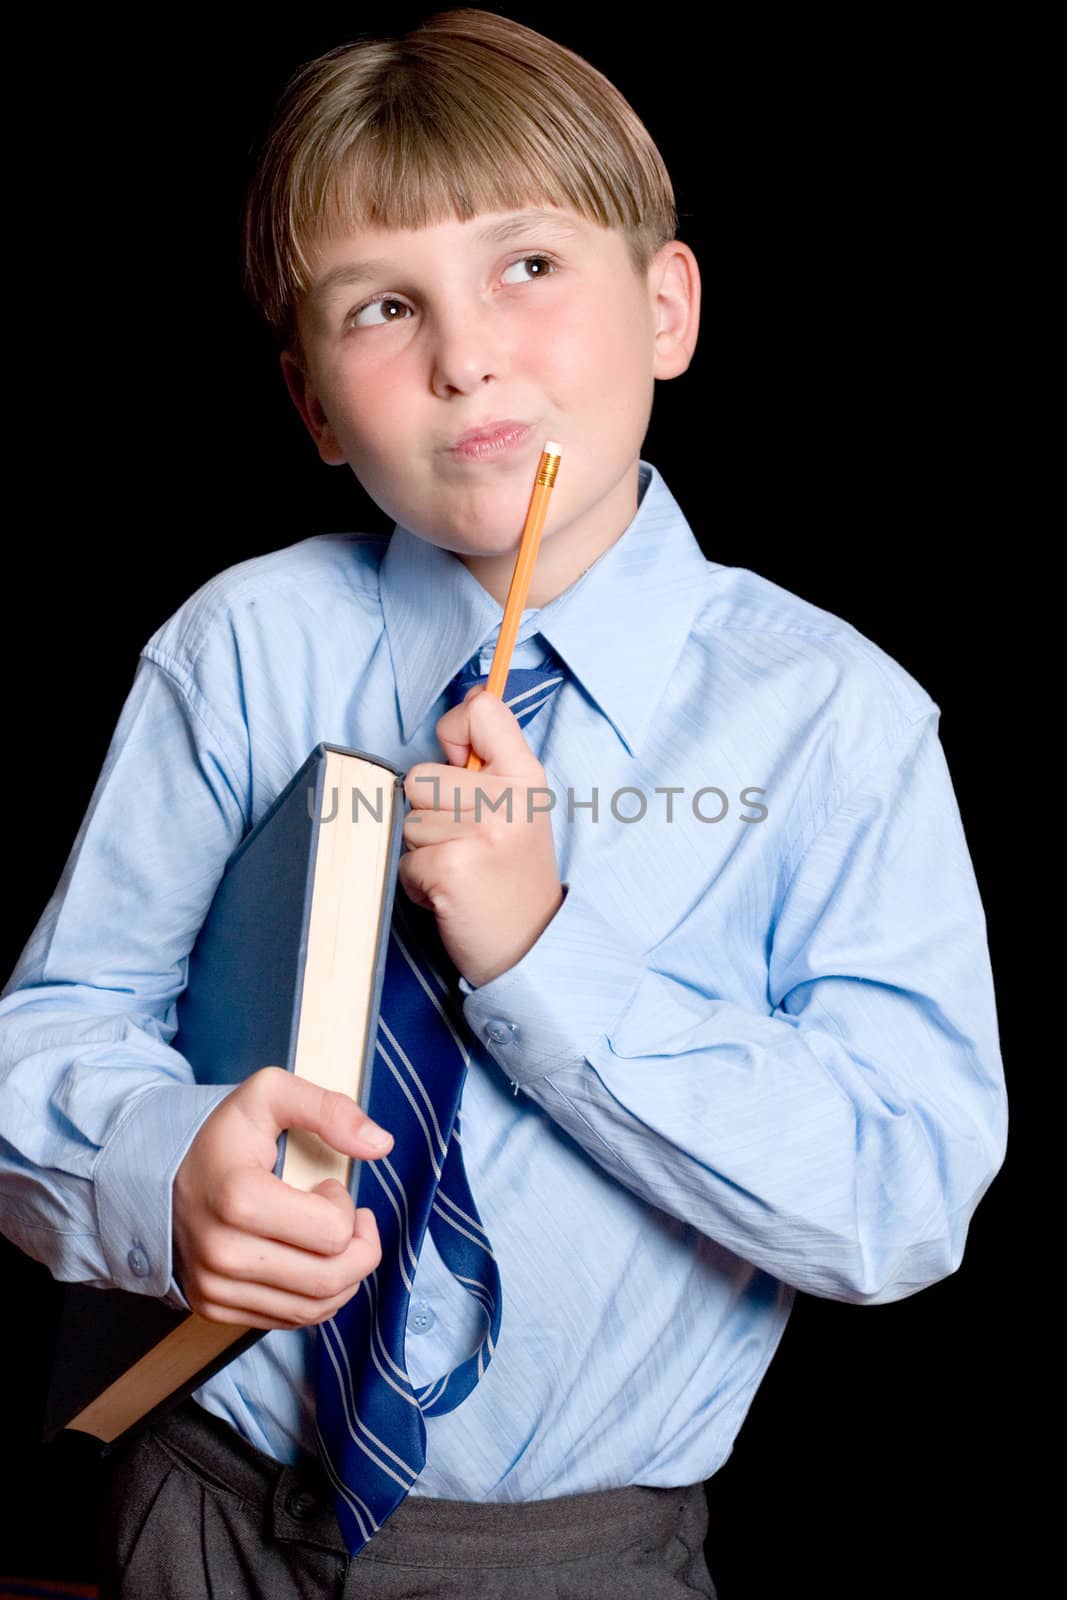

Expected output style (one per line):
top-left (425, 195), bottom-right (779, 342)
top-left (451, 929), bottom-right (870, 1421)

top-left (99, 1399), bottom-right (717, 1598)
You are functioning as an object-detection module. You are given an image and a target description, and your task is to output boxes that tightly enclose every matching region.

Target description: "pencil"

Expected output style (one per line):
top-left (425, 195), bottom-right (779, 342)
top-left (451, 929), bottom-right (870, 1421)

top-left (465, 441), bottom-right (563, 772)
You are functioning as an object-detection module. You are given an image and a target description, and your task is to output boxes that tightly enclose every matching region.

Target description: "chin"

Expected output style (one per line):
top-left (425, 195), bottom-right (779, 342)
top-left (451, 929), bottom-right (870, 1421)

top-left (454, 540), bottom-right (520, 563)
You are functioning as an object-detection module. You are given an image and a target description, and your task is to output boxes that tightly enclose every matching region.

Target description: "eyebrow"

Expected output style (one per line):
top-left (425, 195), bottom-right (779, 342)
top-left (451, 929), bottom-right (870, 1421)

top-left (310, 211), bottom-right (583, 303)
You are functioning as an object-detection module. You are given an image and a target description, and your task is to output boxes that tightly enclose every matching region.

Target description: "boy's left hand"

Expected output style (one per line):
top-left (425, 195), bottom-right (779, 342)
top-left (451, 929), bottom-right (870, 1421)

top-left (398, 686), bottom-right (564, 988)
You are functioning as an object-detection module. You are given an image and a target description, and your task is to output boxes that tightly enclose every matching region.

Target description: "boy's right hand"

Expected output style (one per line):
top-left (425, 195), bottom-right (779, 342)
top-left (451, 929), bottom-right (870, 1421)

top-left (172, 1066), bottom-right (393, 1332)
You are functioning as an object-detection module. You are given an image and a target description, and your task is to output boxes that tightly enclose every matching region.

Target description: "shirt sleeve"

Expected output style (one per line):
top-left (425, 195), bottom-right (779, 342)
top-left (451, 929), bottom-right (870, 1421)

top-left (0, 650), bottom-right (249, 1303)
top-left (460, 711), bottom-right (1008, 1306)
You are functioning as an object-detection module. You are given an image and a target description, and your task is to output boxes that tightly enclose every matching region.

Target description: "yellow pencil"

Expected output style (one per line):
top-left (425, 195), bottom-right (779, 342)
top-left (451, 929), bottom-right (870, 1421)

top-left (466, 442), bottom-right (563, 772)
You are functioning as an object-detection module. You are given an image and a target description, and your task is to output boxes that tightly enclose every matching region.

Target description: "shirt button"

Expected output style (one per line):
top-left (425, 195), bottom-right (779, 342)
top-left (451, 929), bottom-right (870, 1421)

top-left (127, 1246), bottom-right (151, 1278)
top-left (485, 1017), bottom-right (519, 1046)
top-left (408, 1300), bottom-right (436, 1334)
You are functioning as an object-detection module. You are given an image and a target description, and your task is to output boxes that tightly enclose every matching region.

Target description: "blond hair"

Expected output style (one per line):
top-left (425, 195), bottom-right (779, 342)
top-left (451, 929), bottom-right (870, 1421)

top-left (241, 8), bottom-right (678, 361)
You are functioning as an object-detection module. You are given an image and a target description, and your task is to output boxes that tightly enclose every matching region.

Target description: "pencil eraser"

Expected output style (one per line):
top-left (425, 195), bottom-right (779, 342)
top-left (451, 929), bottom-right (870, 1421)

top-left (543, 440), bottom-right (563, 456)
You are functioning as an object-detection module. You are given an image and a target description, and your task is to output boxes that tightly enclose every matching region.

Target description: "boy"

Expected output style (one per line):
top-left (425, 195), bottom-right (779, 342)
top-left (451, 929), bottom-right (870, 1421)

top-left (0, 9), bottom-right (1006, 1597)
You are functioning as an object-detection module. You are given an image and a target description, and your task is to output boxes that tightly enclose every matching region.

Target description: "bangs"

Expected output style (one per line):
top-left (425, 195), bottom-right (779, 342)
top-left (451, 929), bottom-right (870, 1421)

top-left (243, 11), bottom-right (678, 351)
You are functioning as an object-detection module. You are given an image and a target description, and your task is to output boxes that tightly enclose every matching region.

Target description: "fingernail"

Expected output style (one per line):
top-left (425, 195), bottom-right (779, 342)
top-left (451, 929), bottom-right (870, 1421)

top-left (365, 1124), bottom-right (392, 1149)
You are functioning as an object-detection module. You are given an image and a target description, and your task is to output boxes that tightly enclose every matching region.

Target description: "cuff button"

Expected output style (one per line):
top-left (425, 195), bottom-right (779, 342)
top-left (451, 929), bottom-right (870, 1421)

top-left (485, 1018), bottom-right (520, 1046)
top-left (127, 1246), bottom-right (151, 1278)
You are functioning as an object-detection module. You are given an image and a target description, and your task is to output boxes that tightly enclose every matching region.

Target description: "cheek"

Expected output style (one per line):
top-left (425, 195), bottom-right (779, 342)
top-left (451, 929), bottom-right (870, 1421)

top-left (538, 292), bottom-right (642, 391)
top-left (320, 340), bottom-right (413, 424)
top-left (538, 306), bottom-right (648, 445)
top-left (352, 364), bottom-right (413, 430)
top-left (525, 300), bottom-right (603, 393)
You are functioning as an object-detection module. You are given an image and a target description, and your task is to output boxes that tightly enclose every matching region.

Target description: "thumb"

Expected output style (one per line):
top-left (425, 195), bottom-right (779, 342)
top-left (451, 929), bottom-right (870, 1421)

top-left (439, 685), bottom-right (535, 771)
top-left (240, 1066), bottom-right (393, 1158)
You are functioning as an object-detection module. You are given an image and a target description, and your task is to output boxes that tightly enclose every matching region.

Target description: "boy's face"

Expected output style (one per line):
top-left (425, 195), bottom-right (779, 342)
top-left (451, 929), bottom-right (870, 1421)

top-left (283, 205), bottom-right (698, 606)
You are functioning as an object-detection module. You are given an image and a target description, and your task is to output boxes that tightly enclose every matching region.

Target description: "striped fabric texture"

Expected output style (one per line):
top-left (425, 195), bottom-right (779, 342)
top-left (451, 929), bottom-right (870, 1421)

top-left (315, 657), bottom-right (566, 1553)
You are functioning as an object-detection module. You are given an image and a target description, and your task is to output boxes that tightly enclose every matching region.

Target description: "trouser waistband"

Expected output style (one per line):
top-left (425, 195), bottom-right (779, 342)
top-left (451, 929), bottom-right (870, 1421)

top-left (144, 1398), bottom-right (706, 1566)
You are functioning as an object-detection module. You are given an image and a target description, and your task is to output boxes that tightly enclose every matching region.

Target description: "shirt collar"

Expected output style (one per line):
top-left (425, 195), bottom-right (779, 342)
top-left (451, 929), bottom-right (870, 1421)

top-left (380, 459), bottom-right (715, 758)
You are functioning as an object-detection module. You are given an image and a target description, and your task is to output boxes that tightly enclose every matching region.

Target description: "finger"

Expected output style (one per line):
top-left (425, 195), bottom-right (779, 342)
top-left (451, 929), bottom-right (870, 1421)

top-left (397, 859), bottom-right (433, 910)
top-left (211, 1161), bottom-right (369, 1257)
top-left (403, 765), bottom-right (522, 812)
top-left (195, 1208), bottom-right (383, 1313)
top-left (402, 812), bottom-right (479, 847)
top-left (404, 766), bottom-right (470, 812)
top-left (438, 687), bottom-right (533, 772)
top-left (240, 1067), bottom-right (394, 1158)
top-left (405, 775), bottom-right (517, 817)
top-left (192, 1269), bottom-right (366, 1332)
top-left (193, 1207), bottom-right (382, 1331)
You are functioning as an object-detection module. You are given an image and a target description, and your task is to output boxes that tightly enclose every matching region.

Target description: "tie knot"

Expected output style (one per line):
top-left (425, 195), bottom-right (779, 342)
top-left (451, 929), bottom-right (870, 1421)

top-left (445, 647), bottom-right (567, 733)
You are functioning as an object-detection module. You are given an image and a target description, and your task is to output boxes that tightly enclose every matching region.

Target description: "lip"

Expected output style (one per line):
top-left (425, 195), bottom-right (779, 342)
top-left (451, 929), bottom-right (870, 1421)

top-left (446, 421), bottom-right (533, 459)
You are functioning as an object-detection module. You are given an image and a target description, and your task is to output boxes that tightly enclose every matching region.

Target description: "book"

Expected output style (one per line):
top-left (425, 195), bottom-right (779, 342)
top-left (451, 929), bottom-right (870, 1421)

top-left (42, 741), bottom-right (406, 1450)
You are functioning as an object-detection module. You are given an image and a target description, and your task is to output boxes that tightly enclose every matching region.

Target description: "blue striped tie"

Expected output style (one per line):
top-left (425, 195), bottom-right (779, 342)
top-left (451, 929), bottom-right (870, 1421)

top-left (314, 648), bottom-right (566, 1555)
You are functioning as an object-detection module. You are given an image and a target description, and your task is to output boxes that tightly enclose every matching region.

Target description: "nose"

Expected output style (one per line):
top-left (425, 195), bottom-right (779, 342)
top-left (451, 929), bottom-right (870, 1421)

top-left (429, 297), bottom-right (511, 398)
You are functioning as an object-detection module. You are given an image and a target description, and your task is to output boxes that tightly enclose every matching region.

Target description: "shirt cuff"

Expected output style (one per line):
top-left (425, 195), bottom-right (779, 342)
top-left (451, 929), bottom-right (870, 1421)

top-left (92, 1080), bottom-right (236, 1298)
top-left (163, 1273), bottom-right (192, 1312)
top-left (459, 881), bottom-right (646, 1084)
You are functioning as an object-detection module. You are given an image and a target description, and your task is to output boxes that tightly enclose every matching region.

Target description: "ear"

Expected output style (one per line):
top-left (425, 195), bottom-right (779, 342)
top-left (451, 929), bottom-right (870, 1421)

top-left (279, 348), bottom-right (347, 466)
top-left (647, 240), bottom-right (701, 381)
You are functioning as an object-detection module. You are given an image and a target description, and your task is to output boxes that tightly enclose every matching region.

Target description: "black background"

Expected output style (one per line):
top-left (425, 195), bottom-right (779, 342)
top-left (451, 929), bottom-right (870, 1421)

top-left (2, 8), bottom-right (1022, 1595)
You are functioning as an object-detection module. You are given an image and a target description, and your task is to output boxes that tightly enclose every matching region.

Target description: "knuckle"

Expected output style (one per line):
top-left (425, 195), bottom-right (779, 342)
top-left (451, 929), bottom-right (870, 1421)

top-left (482, 811), bottom-right (508, 844)
top-left (244, 1064), bottom-right (279, 1098)
top-left (323, 1219), bottom-right (352, 1255)
top-left (315, 1084), bottom-right (344, 1134)
top-left (216, 1174), bottom-right (254, 1230)
top-left (333, 1252), bottom-right (360, 1294)
top-left (431, 866), bottom-right (458, 904)
top-left (307, 1267), bottom-right (337, 1302)
top-left (201, 1236), bottom-right (239, 1277)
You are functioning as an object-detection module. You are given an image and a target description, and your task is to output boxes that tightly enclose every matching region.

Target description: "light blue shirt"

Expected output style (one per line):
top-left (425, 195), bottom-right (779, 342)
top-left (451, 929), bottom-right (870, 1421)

top-left (0, 459), bottom-right (1007, 1500)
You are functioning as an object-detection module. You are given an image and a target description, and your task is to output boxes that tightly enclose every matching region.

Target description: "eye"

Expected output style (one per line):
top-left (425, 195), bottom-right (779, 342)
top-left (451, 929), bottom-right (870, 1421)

top-left (347, 296), bottom-right (413, 330)
top-left (344, 254), bottom-right (558, 330)
top-left (500, 254), bottom-right (558, 286)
